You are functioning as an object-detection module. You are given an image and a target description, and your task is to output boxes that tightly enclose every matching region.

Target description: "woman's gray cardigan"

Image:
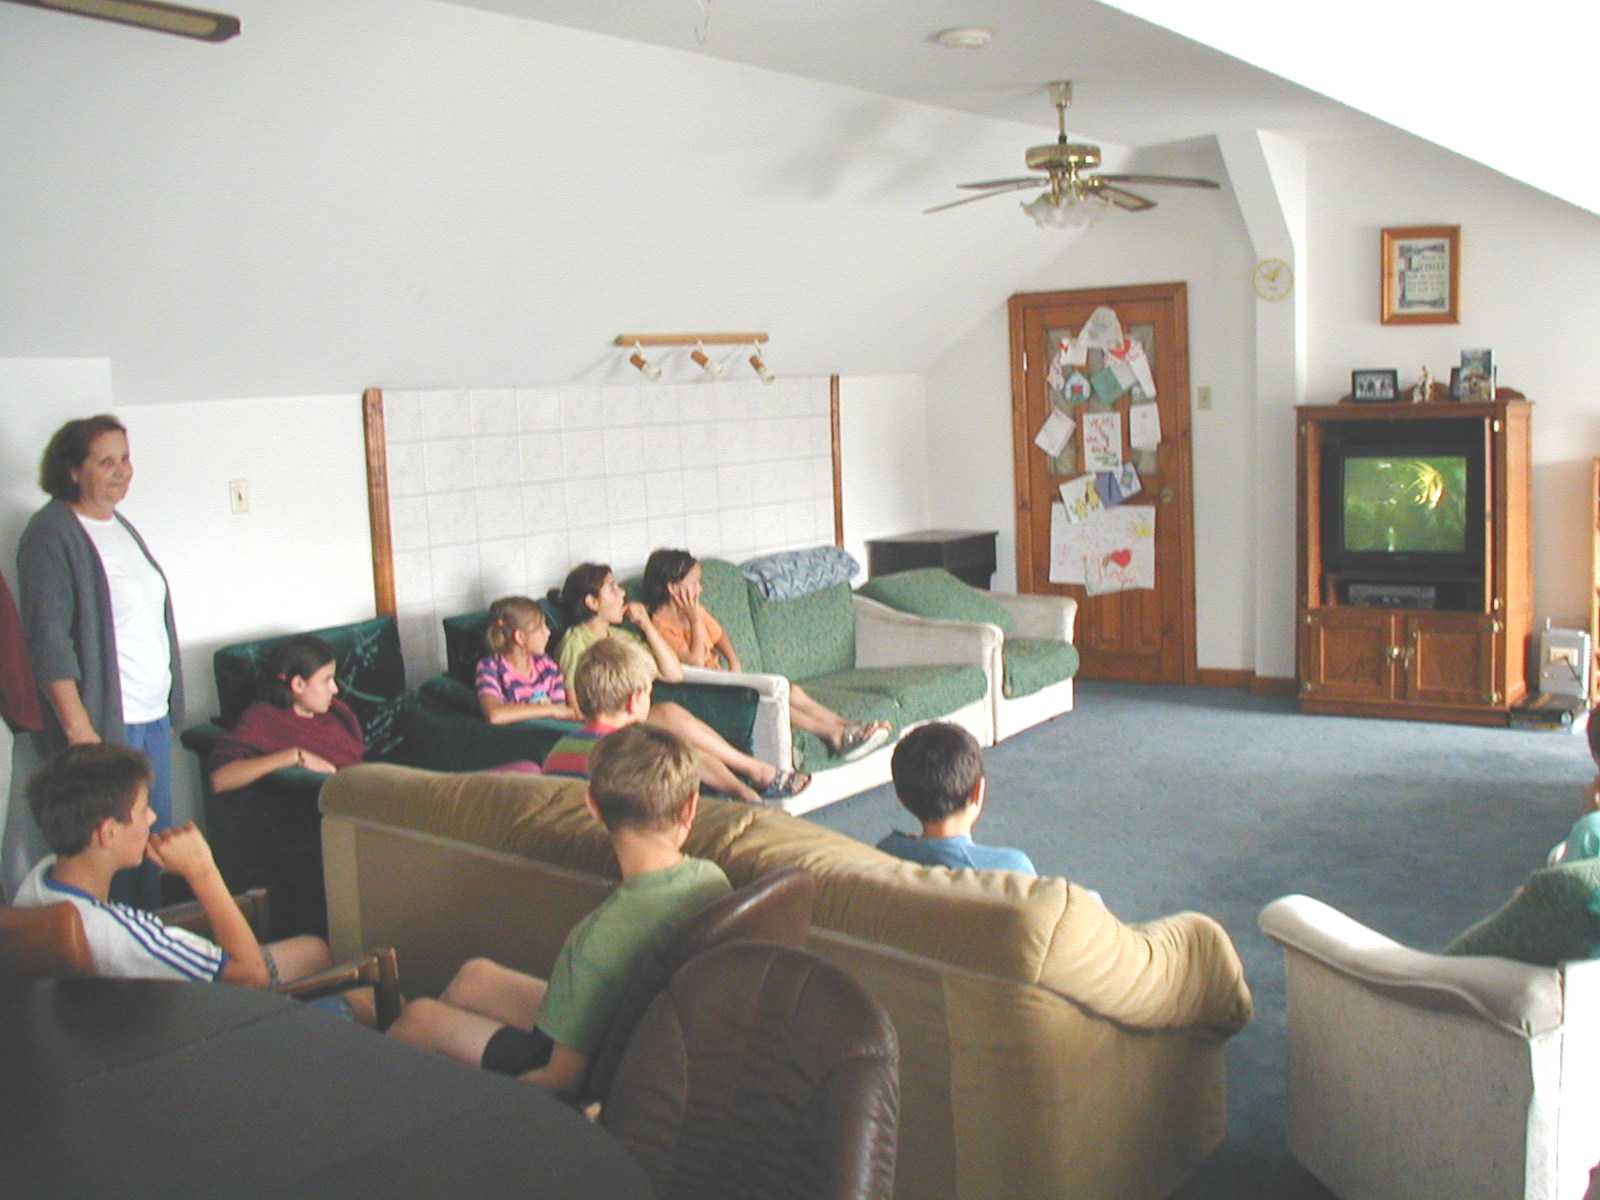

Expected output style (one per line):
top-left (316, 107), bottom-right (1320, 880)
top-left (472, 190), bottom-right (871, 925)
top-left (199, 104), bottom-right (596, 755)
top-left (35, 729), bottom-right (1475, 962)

top-left (16, 498), bottom-right (184, 750)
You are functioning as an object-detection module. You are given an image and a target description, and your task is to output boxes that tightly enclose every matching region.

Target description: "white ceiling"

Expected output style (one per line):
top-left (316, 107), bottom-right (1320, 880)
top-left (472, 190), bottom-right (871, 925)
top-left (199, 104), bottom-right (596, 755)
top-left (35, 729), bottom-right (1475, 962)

top-left (433, 0), bottom-right (1387, 147)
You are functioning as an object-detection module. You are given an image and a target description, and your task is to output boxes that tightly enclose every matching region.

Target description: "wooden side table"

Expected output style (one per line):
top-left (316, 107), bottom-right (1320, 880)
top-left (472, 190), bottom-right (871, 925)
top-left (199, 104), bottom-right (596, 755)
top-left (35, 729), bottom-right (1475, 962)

top-left (865, 529), bottom-right (999, 590)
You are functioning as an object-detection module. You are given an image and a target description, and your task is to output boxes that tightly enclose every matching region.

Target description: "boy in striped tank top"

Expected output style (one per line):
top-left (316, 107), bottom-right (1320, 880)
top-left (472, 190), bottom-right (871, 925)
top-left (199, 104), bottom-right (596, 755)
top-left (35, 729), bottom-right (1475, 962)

top-left (15, 744), bottom-right (374, 1022)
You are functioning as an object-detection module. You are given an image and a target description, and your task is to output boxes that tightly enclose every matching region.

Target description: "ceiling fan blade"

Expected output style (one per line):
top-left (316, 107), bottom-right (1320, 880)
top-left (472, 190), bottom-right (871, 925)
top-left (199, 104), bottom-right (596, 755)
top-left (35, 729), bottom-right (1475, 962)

top-left (924, 179), bottom-right (1046, 214)
top-left (1097, 173), bottom-right (1220, 190)
top-left (957, 176), bottom-right (1044, 191)
top-left (1097, 184), bottom-right (1156, 212)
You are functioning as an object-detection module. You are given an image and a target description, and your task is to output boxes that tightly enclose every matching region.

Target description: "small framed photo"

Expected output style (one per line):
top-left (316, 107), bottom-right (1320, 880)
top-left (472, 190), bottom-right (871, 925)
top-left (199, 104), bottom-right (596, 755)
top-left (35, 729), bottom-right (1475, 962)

top-left (1351, 368), bottom-right (1400, 403)
top-left (1459, 348), bottom-right (1495, 403)
top-left (1381, 225), bottom-right (1460, 325)
top-left (1448, 366), bottom-right (1462, 401)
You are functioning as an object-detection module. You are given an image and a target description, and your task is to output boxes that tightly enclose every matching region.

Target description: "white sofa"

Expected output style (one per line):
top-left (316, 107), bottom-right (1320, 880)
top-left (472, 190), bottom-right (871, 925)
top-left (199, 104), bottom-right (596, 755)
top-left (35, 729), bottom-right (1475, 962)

top-left (1260, 894), bottom-right (1600, 1200)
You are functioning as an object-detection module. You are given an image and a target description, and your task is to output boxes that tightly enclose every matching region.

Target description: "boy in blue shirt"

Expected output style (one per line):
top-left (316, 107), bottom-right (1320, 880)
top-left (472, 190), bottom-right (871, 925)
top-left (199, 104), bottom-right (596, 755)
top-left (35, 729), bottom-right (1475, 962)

top-left (876, 722), bottom-right (1036, 875)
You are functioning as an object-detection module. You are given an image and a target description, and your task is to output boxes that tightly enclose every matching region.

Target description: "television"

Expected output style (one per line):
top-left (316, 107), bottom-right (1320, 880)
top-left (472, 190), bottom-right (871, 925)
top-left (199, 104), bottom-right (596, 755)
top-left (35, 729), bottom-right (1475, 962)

top-left (1320, 419), bottom-right (1486, 600)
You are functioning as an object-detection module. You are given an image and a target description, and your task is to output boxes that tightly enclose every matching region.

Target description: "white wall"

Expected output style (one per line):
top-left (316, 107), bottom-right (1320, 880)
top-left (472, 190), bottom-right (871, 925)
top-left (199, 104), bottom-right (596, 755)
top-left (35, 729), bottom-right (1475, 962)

top-left (928, 129), bottom-right (1600, 675)
top-left (1305, 130), bottom-right (1600, 632)
top-left (838, 376), bottom-right (932, 573)
top-left (0, 0), bottom-right (1083, 404)
top-left (925, 138), bottom-right (1260, 670)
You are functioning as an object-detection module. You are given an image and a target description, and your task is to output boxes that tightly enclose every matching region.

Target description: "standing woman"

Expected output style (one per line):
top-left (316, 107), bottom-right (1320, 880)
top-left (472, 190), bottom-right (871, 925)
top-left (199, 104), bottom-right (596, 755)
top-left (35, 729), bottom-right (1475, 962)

top-left (18, 415), bottom-right (183, 909)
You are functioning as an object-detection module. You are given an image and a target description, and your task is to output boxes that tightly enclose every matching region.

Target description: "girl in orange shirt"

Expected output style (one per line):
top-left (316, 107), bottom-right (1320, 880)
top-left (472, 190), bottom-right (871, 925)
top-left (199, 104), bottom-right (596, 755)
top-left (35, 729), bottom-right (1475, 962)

top-left (642, 549), bottom-right (890, 763)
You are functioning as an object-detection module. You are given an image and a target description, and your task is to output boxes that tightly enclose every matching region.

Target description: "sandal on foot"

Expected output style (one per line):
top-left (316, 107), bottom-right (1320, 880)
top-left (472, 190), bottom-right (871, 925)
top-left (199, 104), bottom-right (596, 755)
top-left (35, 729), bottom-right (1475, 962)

top-left (836, 721), bottom-right (892, 763)
top-left (759, 768), bottom-right (811, 802)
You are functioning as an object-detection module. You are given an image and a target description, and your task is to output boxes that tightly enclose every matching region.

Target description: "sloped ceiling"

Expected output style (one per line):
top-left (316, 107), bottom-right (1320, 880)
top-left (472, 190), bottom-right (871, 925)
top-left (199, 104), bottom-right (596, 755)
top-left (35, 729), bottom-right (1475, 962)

top-left (438, 0), bottom-right (1386, 144)
top-left (1, 0), bottom-right (1288, 405)
top-left (442, 0), bottom-right (1596, 216)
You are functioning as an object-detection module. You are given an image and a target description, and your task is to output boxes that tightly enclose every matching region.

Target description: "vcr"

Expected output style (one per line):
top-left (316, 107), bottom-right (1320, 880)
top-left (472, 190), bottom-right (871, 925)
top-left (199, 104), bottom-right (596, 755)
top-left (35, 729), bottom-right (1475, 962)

top-left (1347, 582), bottom-right (1437, 609)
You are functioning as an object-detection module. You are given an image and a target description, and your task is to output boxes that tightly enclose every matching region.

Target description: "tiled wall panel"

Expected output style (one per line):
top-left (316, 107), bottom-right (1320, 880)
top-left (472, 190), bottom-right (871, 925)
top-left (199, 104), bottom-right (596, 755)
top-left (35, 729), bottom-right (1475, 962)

top-left (381, 378), bottom-right (834, 685)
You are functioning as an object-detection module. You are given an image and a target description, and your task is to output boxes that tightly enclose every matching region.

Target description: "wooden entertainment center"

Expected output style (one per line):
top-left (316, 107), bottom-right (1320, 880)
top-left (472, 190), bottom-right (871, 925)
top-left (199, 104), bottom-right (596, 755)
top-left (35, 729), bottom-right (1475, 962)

top-left (1296, 394), bottom-right (1532, 726)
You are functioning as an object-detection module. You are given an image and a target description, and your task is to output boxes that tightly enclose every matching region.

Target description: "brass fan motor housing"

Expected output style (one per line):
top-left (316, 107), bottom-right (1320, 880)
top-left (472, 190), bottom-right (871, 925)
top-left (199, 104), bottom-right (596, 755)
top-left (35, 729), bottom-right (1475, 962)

top-left (1025, 142), bottom-right (1101, 173)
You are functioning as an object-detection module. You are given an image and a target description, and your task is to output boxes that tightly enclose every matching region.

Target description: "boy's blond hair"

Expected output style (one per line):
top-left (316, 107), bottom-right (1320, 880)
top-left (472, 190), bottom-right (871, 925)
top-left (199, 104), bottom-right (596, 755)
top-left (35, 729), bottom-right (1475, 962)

top-left (572, 637), bottom-right (654, 719)
top-left (588, 725), bottom-right (699, 831)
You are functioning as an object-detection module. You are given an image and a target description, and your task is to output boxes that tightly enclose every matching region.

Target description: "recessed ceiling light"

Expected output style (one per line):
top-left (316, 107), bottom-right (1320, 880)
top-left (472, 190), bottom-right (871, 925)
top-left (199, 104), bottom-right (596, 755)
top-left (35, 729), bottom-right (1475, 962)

top-left (935, 26), bottom-right (991, 50)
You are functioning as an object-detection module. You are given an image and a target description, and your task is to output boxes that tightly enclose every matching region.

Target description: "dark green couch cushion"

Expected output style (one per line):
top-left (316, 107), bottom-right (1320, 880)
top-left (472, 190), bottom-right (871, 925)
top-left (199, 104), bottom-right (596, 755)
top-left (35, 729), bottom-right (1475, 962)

top-left (212, 616), bottom-right (408, 759)
top-left (1444, 857), bottom-right (1600, 965)
top-left (749, 582), bottom-right (856, 682)
top-left (807, 665), bottom-right (989, 729)
top-left (700, 559), bottom-right (763, 674)
top-left (781, 683), bottom-right (901, 771)
top-left (1003, 638), bottom-right (1081, 699)
top-left (857, 568), bottom-right (1015, 635)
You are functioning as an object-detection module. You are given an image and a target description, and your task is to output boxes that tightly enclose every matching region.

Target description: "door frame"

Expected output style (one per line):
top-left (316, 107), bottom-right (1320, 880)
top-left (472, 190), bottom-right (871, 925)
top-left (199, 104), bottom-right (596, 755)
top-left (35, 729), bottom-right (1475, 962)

top-left (1007, 281), bottom-right (1199, 685)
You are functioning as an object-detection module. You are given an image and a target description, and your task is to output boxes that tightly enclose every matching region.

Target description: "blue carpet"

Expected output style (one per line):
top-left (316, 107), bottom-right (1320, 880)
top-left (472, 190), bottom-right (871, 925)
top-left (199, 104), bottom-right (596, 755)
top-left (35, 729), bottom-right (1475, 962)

top-left (804, 681), bottom-right (1595, 1198)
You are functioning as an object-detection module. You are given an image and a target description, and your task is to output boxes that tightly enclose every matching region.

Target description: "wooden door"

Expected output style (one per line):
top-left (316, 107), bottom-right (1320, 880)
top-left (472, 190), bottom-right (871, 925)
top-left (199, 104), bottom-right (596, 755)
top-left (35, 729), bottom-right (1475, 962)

top-left (1407, 613), bottom-right (1498, 707)
top-left (1301, 609), bottom-right (1400, 703)
top-left (1009, 284), bottom-right (1197, 683)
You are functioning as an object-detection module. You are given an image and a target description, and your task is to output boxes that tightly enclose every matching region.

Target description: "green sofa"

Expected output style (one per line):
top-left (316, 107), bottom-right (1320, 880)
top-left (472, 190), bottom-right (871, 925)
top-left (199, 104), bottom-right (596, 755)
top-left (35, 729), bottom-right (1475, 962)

top-left (857, 567), bottom-right (1080, 740)
top-left (634, 558), bottom-right (996, 814)
top-left (178, 616), bottom-right (415, 938)
top-left (426, 560), bottom-right (997, 813)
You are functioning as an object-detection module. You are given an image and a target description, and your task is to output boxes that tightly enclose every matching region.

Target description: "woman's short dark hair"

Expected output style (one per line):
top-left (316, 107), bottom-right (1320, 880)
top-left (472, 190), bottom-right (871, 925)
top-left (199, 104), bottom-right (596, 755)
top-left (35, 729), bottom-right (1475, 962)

top-left (548, 563), bottom-right (613, 627)
top-left (640, 549), bottom-right (697, 611)
top-left (260, 635), bottom-right (337, 709)
top-left (39, 414), bottom-right (127, 501)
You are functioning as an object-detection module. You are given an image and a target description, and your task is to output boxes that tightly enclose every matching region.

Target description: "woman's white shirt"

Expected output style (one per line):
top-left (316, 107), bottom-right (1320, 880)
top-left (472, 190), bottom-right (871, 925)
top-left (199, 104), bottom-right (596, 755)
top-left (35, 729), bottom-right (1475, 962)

top-left (75, 512), bottom-right (171, 721)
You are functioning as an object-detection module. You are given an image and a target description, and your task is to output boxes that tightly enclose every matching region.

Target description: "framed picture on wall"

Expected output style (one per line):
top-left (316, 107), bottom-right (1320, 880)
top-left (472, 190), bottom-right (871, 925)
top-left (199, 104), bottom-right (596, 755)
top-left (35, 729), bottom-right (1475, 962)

top-left (1381, 225), bottom-right (1460, 325)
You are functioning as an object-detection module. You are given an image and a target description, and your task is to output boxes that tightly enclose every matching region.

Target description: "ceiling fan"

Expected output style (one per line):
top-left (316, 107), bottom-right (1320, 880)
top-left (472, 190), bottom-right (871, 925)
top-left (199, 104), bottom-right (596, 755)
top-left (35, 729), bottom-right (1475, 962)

top-left (925, 81), bottom-right (1219, 228)
top-left (1, 0), bottom-right (239, 42)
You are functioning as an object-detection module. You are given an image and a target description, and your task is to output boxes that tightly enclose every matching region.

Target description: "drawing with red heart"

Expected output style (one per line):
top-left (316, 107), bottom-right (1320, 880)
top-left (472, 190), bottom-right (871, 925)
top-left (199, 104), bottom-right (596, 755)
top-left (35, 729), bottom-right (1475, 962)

top-left (1104, 548), bottom-right (1133, 569)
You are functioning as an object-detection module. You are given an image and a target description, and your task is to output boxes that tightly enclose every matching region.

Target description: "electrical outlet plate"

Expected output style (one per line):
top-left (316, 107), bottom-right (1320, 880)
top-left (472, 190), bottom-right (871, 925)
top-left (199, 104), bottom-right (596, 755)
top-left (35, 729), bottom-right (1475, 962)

top-left (228, 479), bottom-right (249, 514)
top-left (1196, 385), bottom-right (1212, 411)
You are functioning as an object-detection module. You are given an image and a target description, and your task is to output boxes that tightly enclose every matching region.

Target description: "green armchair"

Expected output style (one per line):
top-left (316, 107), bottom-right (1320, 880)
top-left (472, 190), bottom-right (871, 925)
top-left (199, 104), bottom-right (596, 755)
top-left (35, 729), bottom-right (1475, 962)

top-left (179, 617), bottom-right (417, 939)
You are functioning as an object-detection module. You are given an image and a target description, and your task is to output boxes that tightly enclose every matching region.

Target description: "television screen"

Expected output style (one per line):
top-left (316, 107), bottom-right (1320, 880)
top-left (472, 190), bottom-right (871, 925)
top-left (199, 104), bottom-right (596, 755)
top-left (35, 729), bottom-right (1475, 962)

top-left (1342, 455), bottom-right (1469, 554)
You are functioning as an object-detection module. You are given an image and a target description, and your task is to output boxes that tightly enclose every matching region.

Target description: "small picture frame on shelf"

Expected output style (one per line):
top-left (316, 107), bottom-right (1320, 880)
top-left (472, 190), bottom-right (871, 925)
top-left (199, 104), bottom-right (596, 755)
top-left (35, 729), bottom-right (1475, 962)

top-left (1448, 366), bottom-right (1462, 401)
top-left (1459, 348), bottom-right (1495, 403)
top-left (1351, 368), bottom-right (1400, 403)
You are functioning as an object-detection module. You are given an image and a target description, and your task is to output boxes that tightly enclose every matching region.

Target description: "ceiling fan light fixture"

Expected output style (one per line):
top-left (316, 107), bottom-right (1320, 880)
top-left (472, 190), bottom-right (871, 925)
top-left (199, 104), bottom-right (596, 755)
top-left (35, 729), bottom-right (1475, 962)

top-left (1021, 190), bottom-right (1103, 230)
top-left (6, 0), bottom-right (240, 41)
top-left (933, 25), bottom-right (991, 50)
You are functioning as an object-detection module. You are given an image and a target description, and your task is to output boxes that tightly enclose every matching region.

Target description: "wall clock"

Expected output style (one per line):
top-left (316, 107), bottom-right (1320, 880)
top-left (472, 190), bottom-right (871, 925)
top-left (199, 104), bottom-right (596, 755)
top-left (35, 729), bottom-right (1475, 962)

top-left (1252, 257), bottom-right (1293, 302)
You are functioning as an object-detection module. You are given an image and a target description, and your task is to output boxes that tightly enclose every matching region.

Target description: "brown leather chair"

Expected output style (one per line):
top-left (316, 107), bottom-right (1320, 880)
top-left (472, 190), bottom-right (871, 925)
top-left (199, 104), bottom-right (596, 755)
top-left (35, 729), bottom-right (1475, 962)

top-left (0, 901), bottom-right (94, 987)
top-left (581, 865), bottom-right (816, 1105)
top-left (602, 942), bottom-right (900, 1200)
top-left (0, 890), bottom-right (402, 1030)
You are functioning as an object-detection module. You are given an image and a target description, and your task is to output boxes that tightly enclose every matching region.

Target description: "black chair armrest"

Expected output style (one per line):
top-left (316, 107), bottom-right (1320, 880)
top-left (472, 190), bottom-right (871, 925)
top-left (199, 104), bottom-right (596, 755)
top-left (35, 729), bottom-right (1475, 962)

top-left (178, 720), bottom-right (229, 758)
top-left (275, 946), bottom-right (402, 1031)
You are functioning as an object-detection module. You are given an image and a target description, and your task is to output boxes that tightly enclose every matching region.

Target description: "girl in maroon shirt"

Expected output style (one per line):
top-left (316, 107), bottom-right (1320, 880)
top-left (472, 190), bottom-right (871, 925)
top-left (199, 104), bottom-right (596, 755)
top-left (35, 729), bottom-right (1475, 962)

top-left (208, 635), bottom-right (363, 794)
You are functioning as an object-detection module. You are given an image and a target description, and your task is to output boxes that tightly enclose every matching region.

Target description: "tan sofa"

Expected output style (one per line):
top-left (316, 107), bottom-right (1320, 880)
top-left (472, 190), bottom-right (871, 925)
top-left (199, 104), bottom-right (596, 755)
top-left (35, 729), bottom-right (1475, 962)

top-left (321, 764), bottom-right (1253, 1200)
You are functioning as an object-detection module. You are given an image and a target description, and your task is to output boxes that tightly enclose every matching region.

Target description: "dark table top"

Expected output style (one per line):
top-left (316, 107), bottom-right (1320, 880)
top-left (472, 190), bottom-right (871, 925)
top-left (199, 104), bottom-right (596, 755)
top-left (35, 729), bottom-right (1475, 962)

top-left (2, 978), bottom-right (654, 1199)
top-left (864, 529), bottom-right (996, 545)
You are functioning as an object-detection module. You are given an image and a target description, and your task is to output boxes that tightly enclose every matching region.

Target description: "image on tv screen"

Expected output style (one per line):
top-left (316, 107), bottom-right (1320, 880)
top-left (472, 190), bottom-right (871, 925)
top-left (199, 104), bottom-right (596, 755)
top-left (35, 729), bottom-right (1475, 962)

top-left (1343, 455), bottom-right (1468, 554)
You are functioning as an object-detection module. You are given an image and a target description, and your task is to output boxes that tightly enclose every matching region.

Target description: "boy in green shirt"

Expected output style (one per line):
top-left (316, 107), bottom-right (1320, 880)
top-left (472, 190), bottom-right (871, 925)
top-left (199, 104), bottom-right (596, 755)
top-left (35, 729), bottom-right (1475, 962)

top-left (387, 723), bottom-right (731, 1095)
